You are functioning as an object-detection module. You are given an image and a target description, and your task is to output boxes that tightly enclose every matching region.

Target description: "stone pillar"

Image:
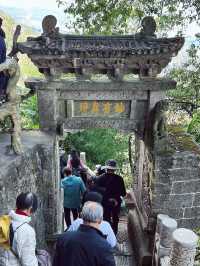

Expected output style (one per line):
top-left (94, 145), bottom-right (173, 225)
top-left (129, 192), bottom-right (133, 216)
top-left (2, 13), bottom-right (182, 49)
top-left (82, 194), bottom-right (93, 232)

top-left (53, 135), bottom-right (63, 234)
top-left (37, 83), bottom-right (58, 132)
top-left (153, 214), bottom-right (169, 266)
top-left (169, 228), bottom-right (198, 266)
top-left (156, 214), bottom-right (169, 234)
top-left (160, 217), bottom-right (177, 248)
top-left (159, 217), bottom-right (177, 258)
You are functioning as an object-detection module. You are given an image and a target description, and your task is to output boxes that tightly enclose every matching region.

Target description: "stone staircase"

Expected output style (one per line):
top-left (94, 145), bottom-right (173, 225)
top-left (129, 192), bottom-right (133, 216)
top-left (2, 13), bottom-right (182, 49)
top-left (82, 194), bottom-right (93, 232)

top-left (47, 215), bottom-right (136, 266)
top-left (114, 216), bottom-right (136, 266)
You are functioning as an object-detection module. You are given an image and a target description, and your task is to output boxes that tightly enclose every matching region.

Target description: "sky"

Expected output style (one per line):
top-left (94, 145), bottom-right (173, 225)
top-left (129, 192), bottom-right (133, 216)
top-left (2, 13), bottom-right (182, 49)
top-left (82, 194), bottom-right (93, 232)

top-left (0, 0), bottom-right (199, 37)
top-left (0, 0), bottom-right (60, 10)
top-left (0, 0), bottom-right (70, 31)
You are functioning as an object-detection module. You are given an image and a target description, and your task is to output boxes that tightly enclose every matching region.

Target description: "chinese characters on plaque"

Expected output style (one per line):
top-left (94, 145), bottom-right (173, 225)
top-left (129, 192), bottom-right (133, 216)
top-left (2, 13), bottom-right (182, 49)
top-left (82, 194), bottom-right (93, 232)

top-left (66, 100), bottom-right (131, 118)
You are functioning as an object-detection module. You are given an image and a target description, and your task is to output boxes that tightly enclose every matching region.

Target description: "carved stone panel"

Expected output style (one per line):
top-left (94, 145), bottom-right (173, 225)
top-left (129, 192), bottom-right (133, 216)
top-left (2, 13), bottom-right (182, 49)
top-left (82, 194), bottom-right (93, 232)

top-left (63, 117), bottom-right (142, 133)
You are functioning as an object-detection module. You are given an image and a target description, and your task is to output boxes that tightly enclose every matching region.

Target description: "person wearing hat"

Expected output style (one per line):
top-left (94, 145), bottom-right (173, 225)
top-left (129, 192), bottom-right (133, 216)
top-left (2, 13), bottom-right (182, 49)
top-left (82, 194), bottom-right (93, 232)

top-left (95, 160), bottom-right (126, 235)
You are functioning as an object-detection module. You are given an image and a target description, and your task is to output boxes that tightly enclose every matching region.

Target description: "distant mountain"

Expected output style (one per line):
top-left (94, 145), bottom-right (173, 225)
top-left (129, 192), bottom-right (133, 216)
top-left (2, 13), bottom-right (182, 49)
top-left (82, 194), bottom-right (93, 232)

top-left (0, 9), bottom-right (37, 48)
top-left (0, 6), bottom-right (41, 32)
top-left (0, 5), bottom-right (66, 32)
top-left (0, 9), bottom-right (40, 84)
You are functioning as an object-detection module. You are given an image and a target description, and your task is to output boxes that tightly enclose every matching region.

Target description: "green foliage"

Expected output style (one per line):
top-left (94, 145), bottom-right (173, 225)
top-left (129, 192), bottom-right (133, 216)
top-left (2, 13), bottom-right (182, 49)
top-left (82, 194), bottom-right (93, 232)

top-left (20, 95), bottom-right (39, 129)
top-left (65, 128), bottom-right (129, 167)
top-left (63, 128), bottom-right (133, 188)
top-left (188, 111), bottom-right (200, 142)
top-left (169, 42), bottom-right (200, 113)
top-left (168, 39), bottom-right (200, 142)
top-left (57, 0), bottom-right (200, 34)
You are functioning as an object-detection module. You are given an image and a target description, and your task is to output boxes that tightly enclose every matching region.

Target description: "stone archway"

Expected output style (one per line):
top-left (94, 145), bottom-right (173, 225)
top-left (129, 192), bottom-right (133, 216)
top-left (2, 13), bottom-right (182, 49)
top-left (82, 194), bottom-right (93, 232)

top-left (16, 14), bottom-right (192, 258)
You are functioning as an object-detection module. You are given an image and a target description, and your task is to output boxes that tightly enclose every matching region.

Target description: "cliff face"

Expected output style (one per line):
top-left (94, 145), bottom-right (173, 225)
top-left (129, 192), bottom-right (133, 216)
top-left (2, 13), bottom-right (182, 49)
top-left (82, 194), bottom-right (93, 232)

top-left (0, 131), bottom-right (61, 248)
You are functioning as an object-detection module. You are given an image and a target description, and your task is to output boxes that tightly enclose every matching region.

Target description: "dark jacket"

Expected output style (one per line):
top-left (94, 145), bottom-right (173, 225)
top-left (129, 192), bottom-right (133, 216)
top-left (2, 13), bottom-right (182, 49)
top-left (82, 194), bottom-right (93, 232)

top-left (0, 35), bottom-right (8, 94)
top-left (95, 173), bottom-right (126, 205)
top-left (53, 224), bottom-right (116, 266)
top-left (0, 35), bottom-right (6, 63)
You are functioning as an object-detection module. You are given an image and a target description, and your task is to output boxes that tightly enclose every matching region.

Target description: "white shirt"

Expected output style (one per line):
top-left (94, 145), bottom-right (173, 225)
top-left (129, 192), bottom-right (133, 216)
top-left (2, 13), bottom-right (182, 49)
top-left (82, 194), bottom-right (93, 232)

top-left (0, 210), bottom-right (38, 266)
top-left (68, 218), bottom-right (117, 248)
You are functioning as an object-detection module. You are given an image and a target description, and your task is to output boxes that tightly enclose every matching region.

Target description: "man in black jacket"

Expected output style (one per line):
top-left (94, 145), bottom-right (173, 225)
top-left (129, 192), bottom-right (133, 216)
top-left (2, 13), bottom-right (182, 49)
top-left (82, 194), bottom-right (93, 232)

top-left (95, 159), bottom-right (126, 235)
top-left (53, 201), bottom-right (116, 266)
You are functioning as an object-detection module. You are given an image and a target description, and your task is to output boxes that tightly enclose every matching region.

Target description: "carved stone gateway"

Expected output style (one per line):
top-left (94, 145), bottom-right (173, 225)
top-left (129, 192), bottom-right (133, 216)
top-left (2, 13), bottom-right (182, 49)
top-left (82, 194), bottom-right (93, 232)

top-left (17, 15), bottom-right (187, 254)
top-left (25, 78), bottom-right (176, 135)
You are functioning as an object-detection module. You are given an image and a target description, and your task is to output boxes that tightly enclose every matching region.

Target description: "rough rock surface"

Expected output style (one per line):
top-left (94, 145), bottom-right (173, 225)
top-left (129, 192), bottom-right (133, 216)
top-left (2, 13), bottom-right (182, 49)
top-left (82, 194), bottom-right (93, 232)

top-left (0, 131), bottom-right (59, 248)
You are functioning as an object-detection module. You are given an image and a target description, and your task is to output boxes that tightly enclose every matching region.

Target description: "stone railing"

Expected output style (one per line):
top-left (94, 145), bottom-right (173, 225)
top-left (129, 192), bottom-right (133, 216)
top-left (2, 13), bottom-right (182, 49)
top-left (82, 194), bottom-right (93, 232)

top-left (154, 214), bottom-right (199, 266)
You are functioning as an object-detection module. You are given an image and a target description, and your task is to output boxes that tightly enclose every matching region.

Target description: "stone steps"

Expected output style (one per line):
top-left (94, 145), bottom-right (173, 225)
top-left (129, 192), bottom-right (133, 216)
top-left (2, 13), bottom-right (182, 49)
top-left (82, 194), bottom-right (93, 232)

top-left (114, 216), bottom-right (136, 266)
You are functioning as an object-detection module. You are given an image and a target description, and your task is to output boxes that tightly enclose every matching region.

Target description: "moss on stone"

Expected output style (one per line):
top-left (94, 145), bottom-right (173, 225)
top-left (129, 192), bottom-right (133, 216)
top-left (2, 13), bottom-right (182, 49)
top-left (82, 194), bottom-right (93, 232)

top-left (167, 125), bottom-right (200, 155)
top-left (154, 137), bottom-right (176, 156)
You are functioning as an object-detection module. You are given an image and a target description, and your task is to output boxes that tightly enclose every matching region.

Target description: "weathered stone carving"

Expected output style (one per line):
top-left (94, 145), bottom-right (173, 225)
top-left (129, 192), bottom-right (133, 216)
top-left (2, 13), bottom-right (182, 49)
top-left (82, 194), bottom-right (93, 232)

top-left (137, 16), bottom-right (157, 38)
top-left (42, 15), bottom-right (59, 37)
top-left (17, 15), bottom-right (184, 81)
top-left (8, 25), bottom-right (21, 58)
top-left (0, 57), bottom-right (22, 154)
top-left (152, 100), bottom-right (169, 141)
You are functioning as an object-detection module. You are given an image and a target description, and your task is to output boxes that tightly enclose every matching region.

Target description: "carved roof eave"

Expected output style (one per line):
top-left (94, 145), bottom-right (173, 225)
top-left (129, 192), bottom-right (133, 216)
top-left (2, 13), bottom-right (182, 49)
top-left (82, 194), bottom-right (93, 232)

top-left (16, 15), bottom-right (185, 78)
top-left (18, 36), bottom-right (184, 57)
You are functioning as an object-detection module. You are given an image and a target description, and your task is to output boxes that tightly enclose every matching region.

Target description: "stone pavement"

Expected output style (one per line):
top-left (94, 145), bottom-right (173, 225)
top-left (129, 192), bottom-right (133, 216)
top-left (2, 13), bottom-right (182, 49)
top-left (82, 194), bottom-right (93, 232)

top-left (114, 216), bottom-right (136, 266)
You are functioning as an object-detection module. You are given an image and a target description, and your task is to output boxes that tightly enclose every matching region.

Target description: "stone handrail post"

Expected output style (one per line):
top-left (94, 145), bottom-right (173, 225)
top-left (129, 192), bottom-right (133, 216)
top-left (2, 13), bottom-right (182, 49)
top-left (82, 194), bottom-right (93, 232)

top-left (168, 228), bottom-right (198, 266)
top-left (160, 217), bottom-right (177, 248)
top-left (156, 214), bottom-right (169, 234)
top-left (159, 216), bottom-right (177, 258)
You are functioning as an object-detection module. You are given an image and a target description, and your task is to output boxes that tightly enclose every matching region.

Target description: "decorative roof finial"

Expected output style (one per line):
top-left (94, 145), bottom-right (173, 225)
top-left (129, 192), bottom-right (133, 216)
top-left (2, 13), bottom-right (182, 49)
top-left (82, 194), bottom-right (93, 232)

top-left (140, 16), bottom-right (157, 38)
top-left (42, 15), bottom-right (59, 36)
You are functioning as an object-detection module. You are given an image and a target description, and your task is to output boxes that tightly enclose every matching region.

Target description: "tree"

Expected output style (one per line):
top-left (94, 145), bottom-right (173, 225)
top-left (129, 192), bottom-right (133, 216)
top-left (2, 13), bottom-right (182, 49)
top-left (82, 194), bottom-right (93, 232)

top-left (20, 95), bottom-right (39, 129)
top-left (64, 128), bottom-right (129, 167)
top-left (63, 128), bottom-right (133, 187)
top-left (57, 0), bottom-right (200, 34)
top-left (167, 38), bottom-right (200, 142)
top-left (168, 42), bottom-right (200, 117)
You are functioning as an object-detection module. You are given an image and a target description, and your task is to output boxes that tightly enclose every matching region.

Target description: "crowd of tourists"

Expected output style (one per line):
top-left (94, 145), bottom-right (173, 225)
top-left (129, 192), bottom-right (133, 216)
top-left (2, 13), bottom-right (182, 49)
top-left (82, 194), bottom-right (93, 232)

top-left (0, 149), bottom-right (127, 266)
top-left (0, 15), bottom-right (127, 266)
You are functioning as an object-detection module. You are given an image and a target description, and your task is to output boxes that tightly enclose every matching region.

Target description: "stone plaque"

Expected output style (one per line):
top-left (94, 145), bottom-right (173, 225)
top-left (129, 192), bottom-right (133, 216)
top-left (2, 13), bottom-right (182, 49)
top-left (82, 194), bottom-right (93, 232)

top-left (65, 100), bottom-right (131, 118)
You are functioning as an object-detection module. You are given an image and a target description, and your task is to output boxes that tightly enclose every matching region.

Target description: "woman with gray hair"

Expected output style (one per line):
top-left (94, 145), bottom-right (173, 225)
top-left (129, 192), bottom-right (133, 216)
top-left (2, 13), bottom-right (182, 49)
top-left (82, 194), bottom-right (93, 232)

top-left (53, 201), bottom-right (116, 266)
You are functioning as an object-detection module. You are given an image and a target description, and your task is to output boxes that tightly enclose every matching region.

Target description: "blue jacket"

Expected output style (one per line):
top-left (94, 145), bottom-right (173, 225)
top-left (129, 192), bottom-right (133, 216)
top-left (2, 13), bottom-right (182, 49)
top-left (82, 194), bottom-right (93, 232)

top-left (53, 224), bottom-right (116, 266)
top-left (61, 175), bottom-right (86, 208)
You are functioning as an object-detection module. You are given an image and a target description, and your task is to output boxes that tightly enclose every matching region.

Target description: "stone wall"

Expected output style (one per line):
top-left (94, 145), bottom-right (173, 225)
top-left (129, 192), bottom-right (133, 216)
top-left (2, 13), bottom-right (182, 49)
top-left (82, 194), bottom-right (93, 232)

top-left (151, 126), bottom-right (200, 229)
top-left (0, 131), bottom-right (61, 248)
